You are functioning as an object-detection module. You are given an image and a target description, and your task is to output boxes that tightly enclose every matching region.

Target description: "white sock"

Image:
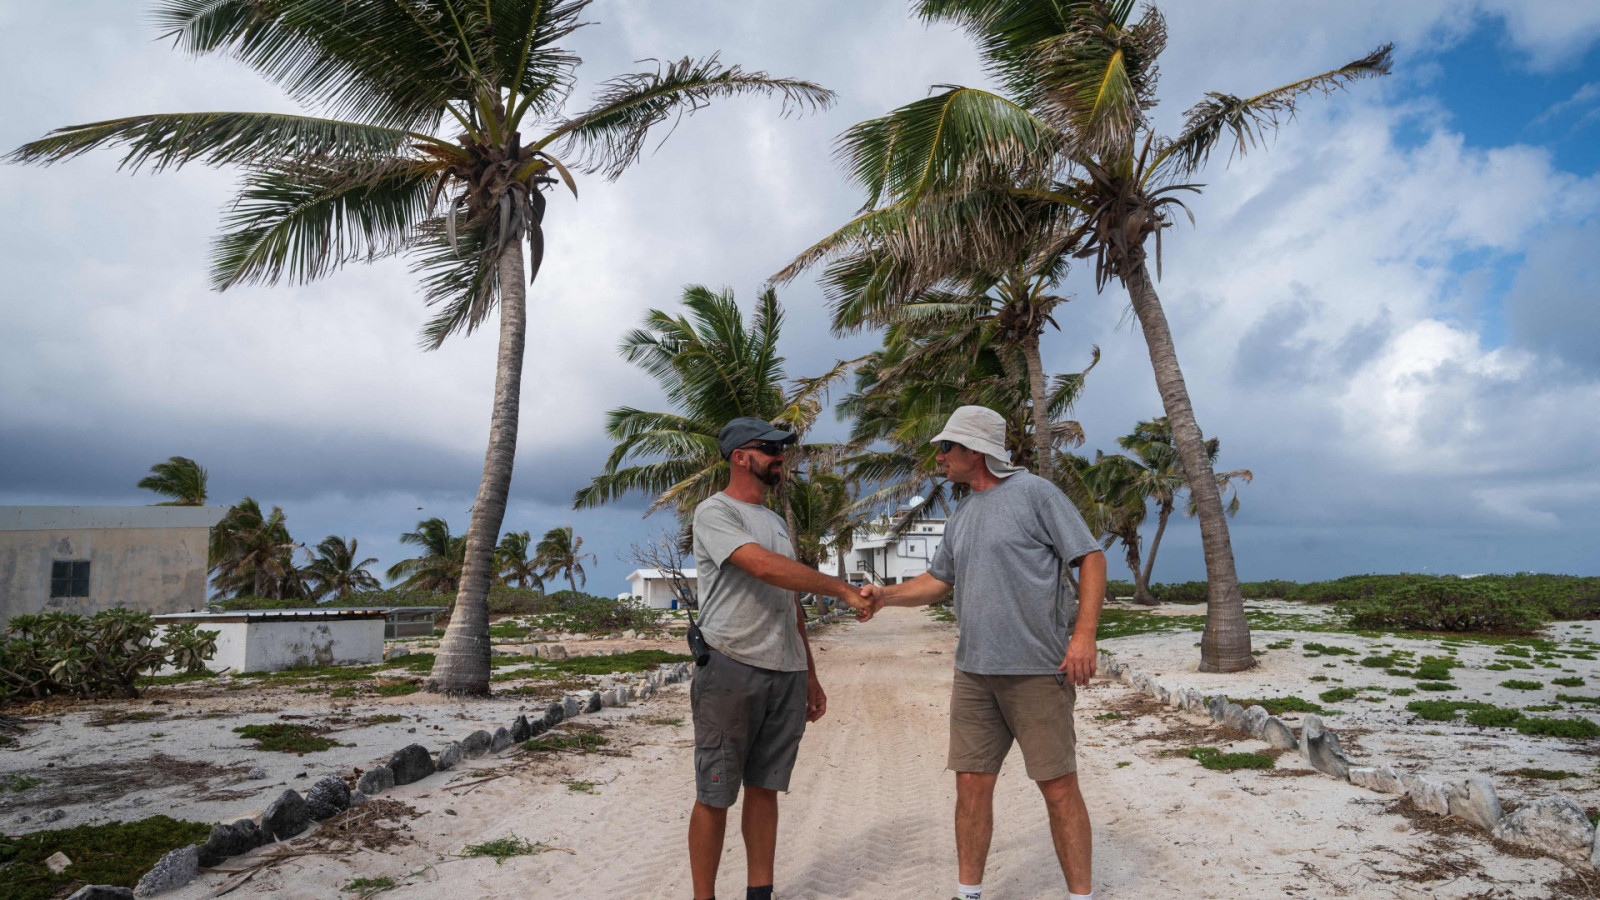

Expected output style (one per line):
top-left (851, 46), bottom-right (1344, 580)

top-left (1069, 892), bottom-right (1093, 900)
top-left (956, 884), bottom-right (982, 900)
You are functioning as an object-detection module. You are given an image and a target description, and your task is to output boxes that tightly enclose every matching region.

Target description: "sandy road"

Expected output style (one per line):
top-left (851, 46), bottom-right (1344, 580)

top-left (179, 607), bottom-right (1571, 900)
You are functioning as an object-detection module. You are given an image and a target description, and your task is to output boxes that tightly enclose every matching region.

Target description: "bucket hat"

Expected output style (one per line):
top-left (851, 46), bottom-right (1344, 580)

top-left (930, 405), bottom-right (1025, 478)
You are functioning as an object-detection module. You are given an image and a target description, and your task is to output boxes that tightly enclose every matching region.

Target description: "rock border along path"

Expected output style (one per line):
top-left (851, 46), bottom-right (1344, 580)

top-left (101, 660), bottom-right (696, 898)
top-left (1100, 650), bottom-right (1600, 868)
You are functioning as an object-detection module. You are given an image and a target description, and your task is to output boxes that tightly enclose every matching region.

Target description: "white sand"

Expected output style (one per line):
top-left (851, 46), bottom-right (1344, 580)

top-left (127, 607), bottom-right (1584, 899)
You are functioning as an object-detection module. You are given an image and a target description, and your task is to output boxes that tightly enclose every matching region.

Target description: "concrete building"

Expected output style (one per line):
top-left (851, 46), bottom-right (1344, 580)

top-left (624, 568), bottom-right (698, 609)
top-left (824, 517), bottom-right (947, 586)
top-left (0, 506), bottom-right (228, 622)
top-left (152, 608), bottom-right (386, 673)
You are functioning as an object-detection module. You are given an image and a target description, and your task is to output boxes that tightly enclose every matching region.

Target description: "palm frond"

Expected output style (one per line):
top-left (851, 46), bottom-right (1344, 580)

top-left (1031, 2), bottom-right (1165, 155)
top-left (410, 215), bottom-right (498, 350)
top-left (545, 55), bottom-right (835, 180)
top-left (7, 111), bottom-right (417, 172)
top-left (1159, 44), bottom-right (1394, 177)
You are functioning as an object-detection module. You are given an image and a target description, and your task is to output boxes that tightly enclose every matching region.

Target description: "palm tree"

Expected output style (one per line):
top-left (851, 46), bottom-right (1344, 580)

top-left (386, 517), bottom-right (466, 593)
top-left (821, 0), bottom-right (1389, 671)
top-left (211, 497), bottom-right (302, 599)
top-left (303, 535), bottom-right (381, 602)
top-left (137, 456), bottom-right (208, 506)
top-left (494, 530), bottom-right (543, 590)
top-left (534, 526), bottom-right (593, 593)
top-left (8, 2), bottom-right (833, 696)
top-left (574, 286), bottom-right (853, 523)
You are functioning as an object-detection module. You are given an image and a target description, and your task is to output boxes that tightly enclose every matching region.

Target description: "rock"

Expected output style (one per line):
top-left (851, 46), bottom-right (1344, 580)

top-left (1405, 774), bottom-right (1450, 816)
top-left (562, 695), bottom-right (581, 718)
top-left (584, 691), bottom-right (602, 714)
top-left (640, 683), bottom-right (654, 700)
top-left (388, 744), bottom-right (436, 785)
top-left (436, 741), bottom-right (462, 771)
top-left (349, 790), bottom-right (369, 808)
top-left (544, 702), bottom-right (565, 728)
top-left (1494, 797), bottom-right (1594, 856)
top-left (1349, 765), bottom-right (1403, 794)
top-left (1152, 684), bottom-right (1171, 704)
top-left (1206, 695), bottom-right (1230, 722)
top-left (1446, 776), bottom-right (1502, 831)
top-left (461, 729), bottom-right (493, 758)
top-left (1590, 820), bottom-right (1600, 869)
top-left (1241, 705), bottom-right (1270, 738)
top-left (490, 727), bottom-right (511, 754)
top-left (1298, 715), bottom-right (1351, 780)
top-left (526, 714), bottom-right (549, 740)
top-left (45, 851), bottom-right (72, 873)
top-left (1261, 716), bottom-right (1297, 750)
top-left (42, 808), bottom-right (66, 823)
top-left (384, 646), bottom-right (410, 660)
top-left (305, 775), bottom-right (351, 821)
top-left (133, 844), bottom-right (198, 896)
top-left (198, 820), bottom-right (259, 867)
top-left (545, 645), bottom-right (568, 660)
top-left (1118, 667), bottom-right (1134, 685)
top-left (262, 789), bottom-right (310, 841)
top-left (66, 887), bottom-right (135, 900)
top-left (356, 765), bottom-right (394, 797)
top-left (623, 629), bottom-right (638, 640)
top-left (601, 689), bottom-right (620, 708)
top-left (1221, 702), bottom-right (1251, 733)
top-left (246, 767), bottom-right (268, 780)
top-left (510, 715), bottom-right (532, 743)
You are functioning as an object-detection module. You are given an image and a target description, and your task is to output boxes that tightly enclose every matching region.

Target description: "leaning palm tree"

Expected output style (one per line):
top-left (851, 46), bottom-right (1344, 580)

top-left (534, 526), bottom-right (593, 593)
top-left (8, 1), bottom-right (832, 695)
top-left (303, 535), bottom-right (382, 602)
top-left (574, 286), bottom-right (853, 524)
top-left (137, 456), bottom-right (208, 506)
top-left (825, 0), bottom-right (1390, 671)
top-left (494, 530), bottom-right (543, 590)
top-left (210, 497), bottom-right (301, 599)
top-left (386, 517), bottom-right (466, 593)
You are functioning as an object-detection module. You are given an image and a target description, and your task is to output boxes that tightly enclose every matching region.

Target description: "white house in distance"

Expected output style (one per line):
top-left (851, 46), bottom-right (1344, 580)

top-left (624, 568), bottom-right (699, 609)
top-left (824, 516), bottom-right (947, 586)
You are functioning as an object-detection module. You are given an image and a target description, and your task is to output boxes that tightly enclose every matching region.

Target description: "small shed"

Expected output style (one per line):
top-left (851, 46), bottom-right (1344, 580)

top-left (624, 568), bottom-right (698, 609)
top-left (154, 608), bottom-right (386, 673)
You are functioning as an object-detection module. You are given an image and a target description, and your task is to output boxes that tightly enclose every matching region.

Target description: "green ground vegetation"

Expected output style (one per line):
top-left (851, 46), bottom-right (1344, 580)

top-left (233, 722), bottom-right (339, 753)
top-left (1187, 747), bottom-right (1276, 771)
top-left (0, 816), bottom-right (212, 900)
top-left (459, 835), bottom-right (551, 865)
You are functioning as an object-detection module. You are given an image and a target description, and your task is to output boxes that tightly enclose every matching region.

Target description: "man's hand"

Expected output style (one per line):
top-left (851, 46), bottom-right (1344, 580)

top-left (806, 673), bottom-right (827, 722)
top-left (841, 585), bottom-right (880, 621)
top-left (1057, 633), bottom-right (1097, 686)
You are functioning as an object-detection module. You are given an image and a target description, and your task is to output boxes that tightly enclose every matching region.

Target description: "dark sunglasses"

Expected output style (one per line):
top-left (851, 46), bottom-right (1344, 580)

top-left (739, 441), bottom-right (789, 457)
top-left (937, 439), bottom-right (965, 453)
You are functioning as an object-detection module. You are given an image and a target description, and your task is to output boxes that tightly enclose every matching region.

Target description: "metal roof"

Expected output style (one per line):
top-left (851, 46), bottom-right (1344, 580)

top-left (153, 607), bottom-right (392, 623)
top-left (0, 506), bottom-right (230, 531)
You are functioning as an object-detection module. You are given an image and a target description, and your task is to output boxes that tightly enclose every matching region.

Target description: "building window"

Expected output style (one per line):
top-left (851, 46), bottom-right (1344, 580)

top-left (51, 560), bottom-right (90, 598)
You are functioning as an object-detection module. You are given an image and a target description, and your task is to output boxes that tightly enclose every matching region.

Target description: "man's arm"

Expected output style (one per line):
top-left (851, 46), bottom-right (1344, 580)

top-left (726, 543), bottom-right (870, 612)
top-left (869, 572), bottom-right (953, 608)
top-left (793, 593), bottom-right (826, 721)
top-left (1059, 550), bottom-right (1106, 685)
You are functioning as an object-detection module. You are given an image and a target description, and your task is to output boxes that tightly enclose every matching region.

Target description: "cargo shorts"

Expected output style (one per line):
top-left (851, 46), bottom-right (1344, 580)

top-left (690, 645), bottom-right (808, 808)
top-left (948, 668), bottom-right (1078, 782)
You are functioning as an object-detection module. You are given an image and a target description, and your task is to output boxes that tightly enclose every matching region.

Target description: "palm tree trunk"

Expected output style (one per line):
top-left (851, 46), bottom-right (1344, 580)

top-left (566, 568), bottom-right (576, 593)
top-left (1020, 331), bottom-right (1055, 480)
top-left (427, 241), bottom-right (526, 695)
top-left (1123, 262), bottom-right (1252, 672)
top-left (1136, 501), bottom-right (1172, 605)
top-left (1121, 536), bottom-right (1147, 604)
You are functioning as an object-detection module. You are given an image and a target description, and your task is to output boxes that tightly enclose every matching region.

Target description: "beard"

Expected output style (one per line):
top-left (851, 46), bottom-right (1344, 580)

top-left (750, 458), bottom-right (783, 487)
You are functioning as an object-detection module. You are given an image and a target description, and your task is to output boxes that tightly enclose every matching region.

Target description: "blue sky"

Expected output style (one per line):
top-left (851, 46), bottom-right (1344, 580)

top-left (1, 1), bottom-right (1597, 592)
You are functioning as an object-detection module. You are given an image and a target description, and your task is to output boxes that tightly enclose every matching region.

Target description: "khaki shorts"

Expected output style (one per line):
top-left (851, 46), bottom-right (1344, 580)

top-left (690, 645), bottom-right (808, 808)
top-left (948, 668), bottom-right (1078, 782)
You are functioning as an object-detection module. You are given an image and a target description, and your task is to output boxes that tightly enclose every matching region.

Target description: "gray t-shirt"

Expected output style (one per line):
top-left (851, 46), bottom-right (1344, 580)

top-left (928, 472), bottom-right (1102, 675)
top-left (691, 492), bottom-right (808, 672)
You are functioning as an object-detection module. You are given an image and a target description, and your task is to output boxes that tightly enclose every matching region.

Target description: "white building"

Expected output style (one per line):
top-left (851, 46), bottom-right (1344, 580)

top-left (624, 568), bottom-right (698, 609)
top-left (825, 516), bottom-right (947, 586)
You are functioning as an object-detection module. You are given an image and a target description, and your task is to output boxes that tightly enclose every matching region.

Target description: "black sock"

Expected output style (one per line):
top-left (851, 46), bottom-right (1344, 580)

top-left (746, 887), bottom-right (773, 900)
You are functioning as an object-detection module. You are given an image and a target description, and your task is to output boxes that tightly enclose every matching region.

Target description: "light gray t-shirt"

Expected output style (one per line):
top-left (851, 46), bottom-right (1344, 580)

top-left (691, 492), bottom-right (808, 672)
top-left (928, 472), bottom-right (1102, 675)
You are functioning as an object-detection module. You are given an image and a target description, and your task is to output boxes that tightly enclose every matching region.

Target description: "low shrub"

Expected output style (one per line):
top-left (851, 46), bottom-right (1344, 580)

top-left (1406, 699), bottom-right (1490, 721)
top-left (1187, 746), bottom-right (1275, 771)
top-left (1, 610), bottom-right (217, 702)
top-left (1514, 716), bottom-right (1600, 739)
top-left (1105, 580), bottom-right (1135, 599)
top-left (1338, 579), bottom-right (1540, 634)
top-left (1241, 580), bottom-right (1298, 599)
top-left (1149, 581), bottom-right (1208, 604)
top-left (233, 722), bottom-right (339, 753)
top-left (1415, 682), bottom-right (1457, 691)
top-left (1466, 707), bottom-right (1524, 727)
top-left (1500, 680), bottom-right (1545, 691)
top-left (1229, 696), bottom-right (1326, 715)
top-left (1553, 677), bottom-right (1586, 688)
top-left (1412, 657), bottom-right (1458, 681)
top-left (1557, 694), bottom-right (1600, 705)
top-left (1359, 656), bottom-right (1395, 668)
top-left (1318, 688), bottom-right (1359, 703)
top-left (1302, 642), bottom-right (1358, 656)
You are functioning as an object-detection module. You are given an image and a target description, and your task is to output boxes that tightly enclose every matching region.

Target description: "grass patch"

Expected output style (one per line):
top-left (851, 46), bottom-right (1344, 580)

top-left (1485, 664), bottom-right (1512, 671)
top-left (521, 732), bottom-right (609, 755)
top-left (233, 723), bottom-right (339, 753)
top-left (1115, 760), bottom-right (1132, 768)
top-left (565, 780), bottom-right (599, 794)
top-left (926, 605), bottom-right (956, 624)
top-left (3, 774), bottom-right (44, 792)
top-left (1509, 768), bottom-right (1579, 780)
top-left (1303, 642), bottom-right (1357, 656)
top-left (1554, 677), bottom-right (1587, 688)
top-left (1229, 696), bottom-right (1326, 716)
top-left (1318, 688), bottom-right (1358, 703)
top-left (136, 668), bottom-right (224, 686)
top-left (1524, 704), bottom-right (1563, 712)
top-left (460, 835), bottom-right (551, 865)
top-left (1413, 657), bottom-right (1457, 680)
top-left (1359, 656), bottom-right (1395, 668)
top-left (1500, 679), bottom-right (1545, 691)
top-left (0, 815), bottom-right (212, 900)
top-left (1405, 699), bottom-right (1492, 721)
top-left (1389, 688), bottom-right (1416, 697)
top-left (1558, 694), bottom-right (1600, 705)
top-left (1415, 682), bottom-right (1457, 691)
top-left (638, 716), bottom-right (684, 726)
top-left (1467, 707), bottom-right (1525, 727)
top-left (1093, 712), bottom-right (1122, 721)
top-left (343, 875), bottom-right (399, 897)
top-left (375, 683), bottom-right (422, 697)
top-left (1515, 716), bottom-right (1600, 739)
top-left (538, 649), bottom-right (692, 677)
top-left (1187, 747), bottom-right (1276, 771)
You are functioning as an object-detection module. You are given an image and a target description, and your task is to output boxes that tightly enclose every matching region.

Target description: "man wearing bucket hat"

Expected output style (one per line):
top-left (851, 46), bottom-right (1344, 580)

top-left (864, 405), bottom-right (1107, 900)
top-left (687, 417), bottom-right (876, 900)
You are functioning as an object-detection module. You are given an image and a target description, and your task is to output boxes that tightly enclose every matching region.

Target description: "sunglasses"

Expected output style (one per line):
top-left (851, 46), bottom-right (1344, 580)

top-left (937, 440), bottom-right (965, 453)
top-left (739, 441), bottom-right (789, 457)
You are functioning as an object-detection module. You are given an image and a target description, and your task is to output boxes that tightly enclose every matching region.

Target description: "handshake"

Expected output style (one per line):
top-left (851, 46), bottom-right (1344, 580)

top-left (837, 583), bottom-right (884, 621)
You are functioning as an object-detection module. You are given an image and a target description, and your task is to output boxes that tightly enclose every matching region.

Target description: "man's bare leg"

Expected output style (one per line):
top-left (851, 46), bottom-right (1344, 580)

top-left (689, 800), bottom-right (729, 899)
top-left (741, 786), bottom-right (779, 887)
top-left (1037, 772), bottom-right (1092, 894)
top-left (955, 771), bottom-right (998, 885)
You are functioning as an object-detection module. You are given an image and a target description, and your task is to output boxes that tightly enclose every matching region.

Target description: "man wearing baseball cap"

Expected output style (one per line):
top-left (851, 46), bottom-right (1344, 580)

top-left (864, 405), bottom-right (1107, 900)
top-left (687, 417), bottom-right (874, 900)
